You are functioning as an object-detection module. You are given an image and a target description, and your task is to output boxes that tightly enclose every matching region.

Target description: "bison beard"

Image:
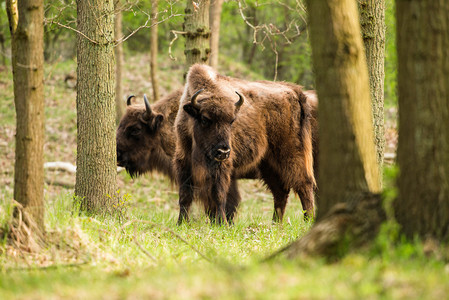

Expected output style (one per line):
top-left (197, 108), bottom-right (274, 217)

top-left (174, 64), bottom-right (316, 225)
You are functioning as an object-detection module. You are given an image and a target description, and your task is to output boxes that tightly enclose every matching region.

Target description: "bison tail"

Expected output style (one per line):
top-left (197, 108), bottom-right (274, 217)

top-left (298, 91), bottom-right (316, 188)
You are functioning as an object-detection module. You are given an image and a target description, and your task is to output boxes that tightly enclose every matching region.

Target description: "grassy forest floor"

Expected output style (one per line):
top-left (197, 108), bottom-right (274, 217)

top-left (0, 55), bottom-right (448, 299)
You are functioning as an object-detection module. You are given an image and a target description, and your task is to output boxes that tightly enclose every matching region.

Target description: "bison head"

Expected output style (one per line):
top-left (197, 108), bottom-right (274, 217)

top-left (116, 95), bottom-right (174, 178)
top-left (183, 89), bottom-right (244, 166)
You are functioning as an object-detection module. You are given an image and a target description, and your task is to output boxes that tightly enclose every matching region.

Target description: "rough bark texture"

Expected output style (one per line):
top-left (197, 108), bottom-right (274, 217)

top-left (310, 0), bottom-right (381, 220)
top-left (358, 0), bottom-right (385, 168)
top-left (150, 0), bottom-right (160, 101)
top-left (395, 0), bottom-right (449, 241)
top-left (184, 0), bottom-right (210, 73)
top-left (115, 0), bottom-right (125, 123)
top-left (278, 193), bottom-right (385, 261)
top-left (9, 0), bottom-right (45, 232)
top-left (76, 0), bottom-right (117, 212)
top-left (280, 0), bottom-right (384, 260)
top-left (209, 0), bottom-right (224, 69)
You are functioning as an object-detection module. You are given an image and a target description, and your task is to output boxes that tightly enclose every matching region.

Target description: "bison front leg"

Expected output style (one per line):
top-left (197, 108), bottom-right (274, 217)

top-left (225, 179), bottom-right (241, 224)
top-left (175, 158), bottom-right (194, 225)
top-left (210, 173), bottom-right (231, 225)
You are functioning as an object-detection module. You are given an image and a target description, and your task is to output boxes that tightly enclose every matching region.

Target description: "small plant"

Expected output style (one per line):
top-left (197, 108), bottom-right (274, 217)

top-left (111, 189), bottom-right (132, 225)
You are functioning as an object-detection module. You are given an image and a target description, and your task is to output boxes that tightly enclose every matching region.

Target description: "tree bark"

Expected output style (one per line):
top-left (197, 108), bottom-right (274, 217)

top-left (209, 0), bottom-right (224, 69)
top-left (8, 0), bottom-right (45, 232)
top-left (395, 0), bottom-right (449, 241)
top-left (280, 0), bottom-right (384, 260)
top-left (150, 0), bottom-right (160, 101)
top-left (115, 0), bottom-right (125, 123)
top-left (184, 0), bottom-right (210, 74)
top-left (76, 0), bottom-right (117, 213)
top-left (358, 0), bottom-right (386, 168)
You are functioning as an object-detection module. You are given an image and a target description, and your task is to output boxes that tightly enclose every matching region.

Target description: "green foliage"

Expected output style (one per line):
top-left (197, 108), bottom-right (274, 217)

top-left (385, 0), bottom-right (398, 108)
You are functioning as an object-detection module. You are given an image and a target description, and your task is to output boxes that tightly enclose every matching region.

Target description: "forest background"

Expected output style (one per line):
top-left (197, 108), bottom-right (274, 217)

top-left (1, 0), bottom-right (448, 299)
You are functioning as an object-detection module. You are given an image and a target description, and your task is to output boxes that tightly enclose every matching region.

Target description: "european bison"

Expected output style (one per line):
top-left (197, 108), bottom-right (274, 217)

top-left (174, 64), bottom-right (316, 225)
top-left (116, 89), bottom-right (183, 179)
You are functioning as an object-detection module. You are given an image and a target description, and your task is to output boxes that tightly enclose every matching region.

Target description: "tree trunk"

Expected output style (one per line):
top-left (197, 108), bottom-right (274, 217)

top-left (184, 0), bottom-right (210, 74)
top-left (281, 0), bottom-right (384, 260)
top-left (115, 0), bottom-right (125, 123)
top-left (76, 0), bottom-right (117, 213)
top-left (209, 0), bottom-right (224, 69)
top-left (0, 0), bottom-right (7, 67)
top-left (358, 0), bottom-right (386, 168)
top-left (8, 0), bottom-right (45, 232)
top-left (395, 0), bottom-right (449, 241)
top-left (150, 0), bottom-right (160, 101)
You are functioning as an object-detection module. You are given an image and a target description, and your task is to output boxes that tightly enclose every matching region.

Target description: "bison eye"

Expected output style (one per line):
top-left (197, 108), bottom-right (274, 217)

top-left (230, 118), bottom-right (236, 125)
top-left (200, 116), bottom-right (211, 127)
top-left (127, 126), bottom-right (141, 137)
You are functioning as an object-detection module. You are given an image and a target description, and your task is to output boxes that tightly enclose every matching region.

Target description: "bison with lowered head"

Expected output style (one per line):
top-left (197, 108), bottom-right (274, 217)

top-left (174, 64), bottom-right (316, 224)
top-left (116, 89), bottom-right (183, 179)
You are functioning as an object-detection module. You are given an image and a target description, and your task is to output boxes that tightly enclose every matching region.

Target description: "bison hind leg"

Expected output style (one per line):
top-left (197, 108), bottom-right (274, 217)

top-left (260, 164), bottom-right (290, 223)
top-left (295, 183), bottom-right (315, 220)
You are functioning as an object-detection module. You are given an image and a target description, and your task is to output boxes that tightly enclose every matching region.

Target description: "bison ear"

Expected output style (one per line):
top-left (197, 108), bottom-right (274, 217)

top-left (151, 114), bottom-right (164, 131)
top-left (183, 103), bottom-right (199, 119)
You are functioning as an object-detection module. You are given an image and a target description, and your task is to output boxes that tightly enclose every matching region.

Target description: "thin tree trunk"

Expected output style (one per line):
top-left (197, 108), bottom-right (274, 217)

top-left (395, 0), bottom-right (449, 241)
top-left (76, 0), bottom-right (117, 213)
top-left (0, 0), bottom-right (6, 67)
top-left (280, 0), bottom-right (384, 260)
top-left (115, 0), bottom-right (125, 123)
top-left (209, 0), bottom-right (224, 69)
top-left (150, 0), bottom-right (160, 101)
top-left (359, 0), bottom-right (386, 168)
top-left (8, 0), bottom-right (45, 231)
top-left (184, 0), bottom-right (210, 74)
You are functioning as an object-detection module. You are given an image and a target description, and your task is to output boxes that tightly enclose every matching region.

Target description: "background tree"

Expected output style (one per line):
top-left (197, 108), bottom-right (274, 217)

top-left (281, 0), bottom-right (385, 259)
top-left (76, 0), bottom-right (117, 212)
top-left (0, 0), bottom-right (6, 67)
top-left (115, 0), bottom-right (126, 123)
top-left (358, 0), bottom-right (386, 167)
top-left (7, 0), bottom-right (45, 232)
top-left (209, 0), bottom-right (224, 69)
top-left (394, 0), bottom-right (449, 241)
top-left (184, 0), bottom-right (210, 73)
top-left (150, 0), bottom-right (160, 101)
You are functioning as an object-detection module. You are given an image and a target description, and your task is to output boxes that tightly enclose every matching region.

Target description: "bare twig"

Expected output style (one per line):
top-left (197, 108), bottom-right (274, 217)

top-left (133, 236), bottom-right (158, 263)
top-left (168, 30), bottom-right (187, 61)
top-left (45, 20), bottom-right (100, 45)
top-left (120, 219), bottom-right (213, 263)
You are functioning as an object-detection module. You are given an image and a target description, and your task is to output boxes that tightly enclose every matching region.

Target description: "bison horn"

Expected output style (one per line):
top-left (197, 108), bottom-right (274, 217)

top-left (235, 91), bottom-right (244, 109)
top-left (126, 95), bottom-right (135, 106)
top-left (144, 94), bottom-right (152, 117)
top-left (191, 88), bottom-right (204, 109)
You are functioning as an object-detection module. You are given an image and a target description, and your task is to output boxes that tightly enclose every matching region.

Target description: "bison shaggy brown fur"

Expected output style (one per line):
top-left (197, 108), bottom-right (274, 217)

top-left (116, 89), bottom-right (183, 179)
top-left (174, 64), bottom-right (316, 225)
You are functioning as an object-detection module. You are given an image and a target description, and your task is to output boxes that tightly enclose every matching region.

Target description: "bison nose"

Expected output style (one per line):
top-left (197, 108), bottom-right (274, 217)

top-left (215, 147), bottom-right (231, 161)
top-left (117, 148), bottom-right (123, 165)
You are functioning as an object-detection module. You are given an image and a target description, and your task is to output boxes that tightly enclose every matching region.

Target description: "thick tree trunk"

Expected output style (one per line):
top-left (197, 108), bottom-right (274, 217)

top-left (395, 0), bottom-right (449, 241)
top-left (115, 0), bottom-right (125, 123)
top-left (76, 0), bottom-right (117, 213)
top-left (311, 0), bottom-right (381, 220)
top-left (8, 0), bottom-right (45, 232)
top-left (358, 0), bottom-right (386, 168)
top-left (280, 0), bottom-right (384, 260)
top-left (150, 0), bottom-right (160, 101)
top-left (209, 0), bottom-right (224, 69)
top-left (184, 0), bottom-right (210, 73)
